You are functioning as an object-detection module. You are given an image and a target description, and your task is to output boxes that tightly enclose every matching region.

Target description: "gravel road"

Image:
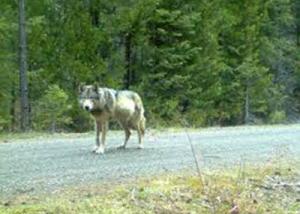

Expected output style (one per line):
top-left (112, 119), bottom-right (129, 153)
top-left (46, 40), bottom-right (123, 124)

top-left (1, 125), bottom-right (300, 199)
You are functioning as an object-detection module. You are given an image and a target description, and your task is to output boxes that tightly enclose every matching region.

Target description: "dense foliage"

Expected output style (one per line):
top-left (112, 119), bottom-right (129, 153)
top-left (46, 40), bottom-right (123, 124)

top-left (0, 0), bottom-right (299, 131)
top-left (32, 85), bottom-right (71, 132)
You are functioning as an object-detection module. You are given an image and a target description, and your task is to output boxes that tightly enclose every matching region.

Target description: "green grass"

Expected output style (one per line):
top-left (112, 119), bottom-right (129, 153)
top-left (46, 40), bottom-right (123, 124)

top-left (0, 131), bottom-right (57, 141)
top-left (0, 131), bottom-right (95, 142)
top-left (1, 161), bottom-right (299, 214)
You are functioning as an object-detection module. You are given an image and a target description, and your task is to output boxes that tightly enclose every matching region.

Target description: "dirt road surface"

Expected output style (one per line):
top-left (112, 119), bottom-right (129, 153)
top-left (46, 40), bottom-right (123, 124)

top-left (1, 125), bottom-right (300, 199)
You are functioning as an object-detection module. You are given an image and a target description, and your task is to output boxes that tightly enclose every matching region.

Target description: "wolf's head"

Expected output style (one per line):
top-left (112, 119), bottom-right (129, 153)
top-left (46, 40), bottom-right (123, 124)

top-left (78, 83), bottom-right (106, 112)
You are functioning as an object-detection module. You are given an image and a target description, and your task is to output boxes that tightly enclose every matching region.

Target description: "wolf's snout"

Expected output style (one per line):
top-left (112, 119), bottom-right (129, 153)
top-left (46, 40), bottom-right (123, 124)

top-left (82, 99), bottom-right (93, 111)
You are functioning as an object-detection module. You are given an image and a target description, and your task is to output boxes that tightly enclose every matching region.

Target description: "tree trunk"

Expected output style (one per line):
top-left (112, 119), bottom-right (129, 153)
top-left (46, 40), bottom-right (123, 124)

top-left (296, 0), bottom-right (300, 46)
top-left (124, 33), bottom-right (133, 89)
top-left (10, 86), bottom-right (16, 132)
top-left (244, 85), bottom-right (250, 124)
top-left (51, 120), bottom-right (56, 134)
top-left (90, 5), bottom-right (99, 27)
top-left (18, 0), bottom-right (30, 131)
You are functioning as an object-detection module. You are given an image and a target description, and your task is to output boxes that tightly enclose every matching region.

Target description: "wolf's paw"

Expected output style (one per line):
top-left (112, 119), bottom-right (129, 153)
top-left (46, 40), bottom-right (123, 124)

top-left (92, 146), bottom-right (99, 153)
top-left (95, 147), bottom-right (104, 154)
top-left (95, 147), bottom-right (105, 154)
top-left (138, 144), bottom-right (144, 149)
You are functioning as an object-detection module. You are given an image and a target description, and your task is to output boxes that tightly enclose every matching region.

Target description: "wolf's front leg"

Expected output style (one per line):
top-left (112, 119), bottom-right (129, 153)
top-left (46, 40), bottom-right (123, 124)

top-left (93, 121), bottom-right (101, 153)
top-left (95, 121), bottom-right (108, 154)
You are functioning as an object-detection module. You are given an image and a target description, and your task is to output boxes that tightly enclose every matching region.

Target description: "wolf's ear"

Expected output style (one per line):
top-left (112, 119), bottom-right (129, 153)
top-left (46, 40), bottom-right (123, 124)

top-left (78, 83), bottom-right (85, 93)
top-left (93, 82), bottom-right (99, 93)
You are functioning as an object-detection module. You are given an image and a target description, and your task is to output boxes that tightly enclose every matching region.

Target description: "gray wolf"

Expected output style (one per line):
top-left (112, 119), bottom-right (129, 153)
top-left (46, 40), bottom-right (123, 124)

top-left (79, 84), bottom-right (146, 154)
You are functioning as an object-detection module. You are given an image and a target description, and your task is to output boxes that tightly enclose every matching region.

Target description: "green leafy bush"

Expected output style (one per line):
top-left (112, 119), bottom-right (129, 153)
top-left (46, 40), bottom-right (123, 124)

top-left (269, 111), bottom-right (286, 124)
top-left (32, 85), bottom-right (71, 132)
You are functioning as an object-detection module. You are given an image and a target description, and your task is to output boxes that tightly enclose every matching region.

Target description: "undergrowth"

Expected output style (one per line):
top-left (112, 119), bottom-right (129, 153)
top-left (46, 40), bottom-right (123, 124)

top-left (1, 160), bottom-right (299, 214)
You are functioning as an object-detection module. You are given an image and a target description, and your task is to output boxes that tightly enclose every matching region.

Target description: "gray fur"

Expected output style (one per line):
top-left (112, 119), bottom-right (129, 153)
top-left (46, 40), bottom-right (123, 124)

top-left (79, 85), bottom-right (146, 154)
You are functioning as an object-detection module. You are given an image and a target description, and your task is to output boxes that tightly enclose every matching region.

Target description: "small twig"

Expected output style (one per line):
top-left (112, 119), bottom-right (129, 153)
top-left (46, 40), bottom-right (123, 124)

top-left (185, 128), bottom-right (202, 176)
top-left (236, 155), bottom-right (246, 185)
top-left (130, 187), bottom-right (136, 201)
top-left (181, 120), bottom-right (205, 187)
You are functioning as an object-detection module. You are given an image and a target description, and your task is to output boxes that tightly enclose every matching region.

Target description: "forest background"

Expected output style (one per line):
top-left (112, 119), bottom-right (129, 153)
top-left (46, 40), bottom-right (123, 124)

top-left (0, 0), bottom-right (299, 132)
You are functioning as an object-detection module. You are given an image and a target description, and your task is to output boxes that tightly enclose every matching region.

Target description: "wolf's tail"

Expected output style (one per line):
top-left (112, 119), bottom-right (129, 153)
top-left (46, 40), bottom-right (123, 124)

top-left (133, 93), bottom-right (146, 134)
top-left (133, 94), bottom-right (143, 116)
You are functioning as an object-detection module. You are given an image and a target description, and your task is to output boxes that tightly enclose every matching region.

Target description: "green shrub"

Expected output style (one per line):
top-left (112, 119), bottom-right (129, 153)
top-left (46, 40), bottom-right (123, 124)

top-left (32, 85), bottom-right (71, 132)
top-left (269, 110), bottom-right (286, 124)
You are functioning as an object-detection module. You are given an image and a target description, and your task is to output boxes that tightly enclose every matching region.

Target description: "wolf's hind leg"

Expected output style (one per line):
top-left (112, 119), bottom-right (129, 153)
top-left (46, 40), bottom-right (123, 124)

top-left (120, 128), bottom-right (131, 149)
top-left (137, 117), bottom-right (145, 149)
top-left (137, 128), bottom-right (144, 149)
top-left (118, 122), bottom-right (131, 149)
